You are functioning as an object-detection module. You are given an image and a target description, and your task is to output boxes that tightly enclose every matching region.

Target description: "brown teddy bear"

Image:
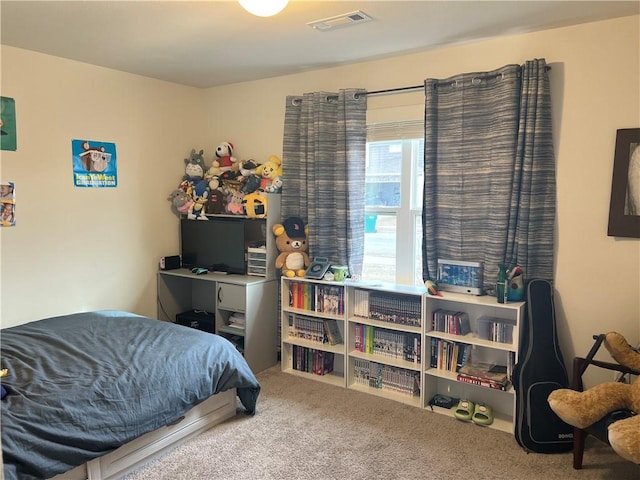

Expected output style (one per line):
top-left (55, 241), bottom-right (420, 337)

top-left (547, 331), bottom-right (640, 464)
top-left (273, 217), bottom-right (310, 278)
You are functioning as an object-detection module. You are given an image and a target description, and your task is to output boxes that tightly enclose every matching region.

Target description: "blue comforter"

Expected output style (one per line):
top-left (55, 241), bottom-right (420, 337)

top-left (1, 310), bottom-right (261, 480)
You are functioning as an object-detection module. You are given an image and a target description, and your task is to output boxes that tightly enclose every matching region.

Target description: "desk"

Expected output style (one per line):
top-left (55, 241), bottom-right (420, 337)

top-left (157, 268), bottom-right (278, 373)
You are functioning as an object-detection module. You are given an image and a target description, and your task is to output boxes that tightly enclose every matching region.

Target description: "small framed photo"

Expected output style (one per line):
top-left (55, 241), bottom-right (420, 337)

top-left (607, 128), bottom-right (640, 238)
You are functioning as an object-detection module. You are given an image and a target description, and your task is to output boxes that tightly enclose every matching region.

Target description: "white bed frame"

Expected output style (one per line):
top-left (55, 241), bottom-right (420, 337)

top-left (50, 389), bottom-right (237, 480)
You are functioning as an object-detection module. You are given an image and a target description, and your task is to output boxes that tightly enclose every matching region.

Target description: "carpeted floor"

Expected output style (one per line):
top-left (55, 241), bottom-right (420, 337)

top-left (124, 365), bottom-right (639, 479)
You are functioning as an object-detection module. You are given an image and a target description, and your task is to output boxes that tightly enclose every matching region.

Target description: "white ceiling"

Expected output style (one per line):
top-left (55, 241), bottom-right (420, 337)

top-left (1, 1), bottom-right (638, 88)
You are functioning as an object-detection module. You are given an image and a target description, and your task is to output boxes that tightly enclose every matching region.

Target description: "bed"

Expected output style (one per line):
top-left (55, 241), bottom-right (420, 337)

top-left (1, 310), bottom-right (261, 480)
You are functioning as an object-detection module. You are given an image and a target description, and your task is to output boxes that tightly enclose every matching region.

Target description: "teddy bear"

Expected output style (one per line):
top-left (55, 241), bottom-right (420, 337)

top-left (273, 216), bottom-right (310, 277)
top-left (255, 155), bottom-right (283, 191)
top-left (547, 331), bottom-right (640, 464)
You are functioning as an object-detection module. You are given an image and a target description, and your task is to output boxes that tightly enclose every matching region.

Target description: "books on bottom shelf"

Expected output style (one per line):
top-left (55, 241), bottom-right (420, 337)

top-left (352, 358), bottom-right (420, 397)
top-left (292, 345), bottom-right (335, 376)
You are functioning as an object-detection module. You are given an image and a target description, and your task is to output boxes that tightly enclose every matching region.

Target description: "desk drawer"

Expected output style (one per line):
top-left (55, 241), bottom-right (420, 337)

top-left (217, 283), bottom-right (245, 311)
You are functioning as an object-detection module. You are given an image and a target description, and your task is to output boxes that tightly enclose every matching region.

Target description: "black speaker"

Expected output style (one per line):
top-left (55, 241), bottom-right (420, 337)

top-left (160, 255), bottom-right (181, 270)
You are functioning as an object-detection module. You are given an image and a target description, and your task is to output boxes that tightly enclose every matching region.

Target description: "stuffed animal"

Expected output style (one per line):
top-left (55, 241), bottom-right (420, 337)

top-left (242, 190), bottom-right (268, 218)
top-left (225, 188), bottom-right (245, 215)
top-left (206, 176), bottom-right (226, 214)
top-left (215, 141), bottom-right (237, 173)
top-left (182, 148), bottom-right (208, 197)
top-left (256, 155), bottom-right (283, 191)
top-left (265, 176), bottom-right (283, 193)
top-left (167, 189), bottom-right (193, 216)
top-left (187, 191), bottom-right (209, 220)
top-left (273, 217), bottom-right (310, 277)
top-left (548, 332), bottom-right (640, 464)
top-left (205, 159), bottom-right (222, 182)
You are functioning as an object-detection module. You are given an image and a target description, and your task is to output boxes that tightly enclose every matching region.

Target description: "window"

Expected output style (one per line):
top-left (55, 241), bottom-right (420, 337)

top-left (362, 120), bottom-right (424, 286)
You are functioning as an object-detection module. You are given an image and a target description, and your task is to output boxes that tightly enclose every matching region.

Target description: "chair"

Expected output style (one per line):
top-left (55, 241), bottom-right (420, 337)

top-left (571, 334), bottom-right (639, 469)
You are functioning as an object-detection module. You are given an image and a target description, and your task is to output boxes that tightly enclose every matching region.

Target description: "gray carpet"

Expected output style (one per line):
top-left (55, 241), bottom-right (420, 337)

top-left (124, 365), bottom-right (639, 479)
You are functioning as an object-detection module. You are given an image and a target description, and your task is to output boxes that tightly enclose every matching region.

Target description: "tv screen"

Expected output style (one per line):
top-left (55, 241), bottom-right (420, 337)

top-left (180, 218), bottom-right (246, 274)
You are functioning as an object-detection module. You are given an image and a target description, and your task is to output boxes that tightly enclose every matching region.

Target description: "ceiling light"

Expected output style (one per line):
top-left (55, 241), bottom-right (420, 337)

top-left (239, 0), bottom-right (288, 17)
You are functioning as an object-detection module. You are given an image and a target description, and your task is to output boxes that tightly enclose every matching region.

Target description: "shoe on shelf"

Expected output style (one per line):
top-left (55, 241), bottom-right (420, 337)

top-left (454, 399), bottom-right (475, 421)
top-left (472, 403), bottom-right (494, 426)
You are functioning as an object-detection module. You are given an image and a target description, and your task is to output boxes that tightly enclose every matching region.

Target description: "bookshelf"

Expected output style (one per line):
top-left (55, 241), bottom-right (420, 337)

top-left (279, 279), bottom-right (525, 434)
top-left (280, 277), bottom-right (347, 388)
top-left (424, 292), bottom-right (524, 433)
top-left (346, 283), bottom-right (425, 408)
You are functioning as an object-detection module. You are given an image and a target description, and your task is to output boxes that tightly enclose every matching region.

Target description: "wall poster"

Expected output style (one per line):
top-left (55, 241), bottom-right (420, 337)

top-left (1, 97), bottom-right (17, 151)
top-left (71, 139), bottom-right (118, 188)
top-left (1, 182), bottom-right (16, 227)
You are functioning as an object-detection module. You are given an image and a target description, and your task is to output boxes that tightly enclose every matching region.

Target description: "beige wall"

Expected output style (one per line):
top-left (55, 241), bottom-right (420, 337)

top-left (1, 16), bottom-right (638, 368)
top-left (203, 15), bottom-right (640, 366)
top-left (0, 47), bottom-right (206, 327)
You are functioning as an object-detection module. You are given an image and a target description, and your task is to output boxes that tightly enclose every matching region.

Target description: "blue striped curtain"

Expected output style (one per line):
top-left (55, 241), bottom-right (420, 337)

top-left (282, 89), bottom-right (367, 275)
top-left (422, 59), bottom-right (556, 294)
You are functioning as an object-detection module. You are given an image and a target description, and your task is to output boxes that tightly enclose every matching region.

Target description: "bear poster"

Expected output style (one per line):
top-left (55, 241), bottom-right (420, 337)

top-left (71, 139), bottom-right (118, 188)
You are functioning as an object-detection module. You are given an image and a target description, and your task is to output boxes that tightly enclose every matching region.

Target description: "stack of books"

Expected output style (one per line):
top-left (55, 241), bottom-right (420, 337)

top-left (226, 313), bottom-right (245, 335)
top-left (456, 361), bottom-right (510, 391)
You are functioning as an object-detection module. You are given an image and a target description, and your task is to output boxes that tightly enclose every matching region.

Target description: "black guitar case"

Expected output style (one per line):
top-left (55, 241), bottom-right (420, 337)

top-left (513, 279), bottom-right (573, 453)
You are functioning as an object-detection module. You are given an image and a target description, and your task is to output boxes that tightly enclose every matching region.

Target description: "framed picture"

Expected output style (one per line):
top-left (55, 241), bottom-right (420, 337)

top-left (607, 128), bottom-right (640, 238)
top-left (0, 96), bottom-right (17, 151)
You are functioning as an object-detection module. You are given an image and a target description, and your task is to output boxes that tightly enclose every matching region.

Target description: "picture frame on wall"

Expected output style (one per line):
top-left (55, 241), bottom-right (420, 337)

top-left (0, 96), bottom-right (17, 151)
top-left (607, 128), bottom-right (640, 238)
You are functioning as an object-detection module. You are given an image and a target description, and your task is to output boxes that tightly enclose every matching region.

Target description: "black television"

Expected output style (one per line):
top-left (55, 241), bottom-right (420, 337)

top-left (180, 217), bottom-right (246, 274)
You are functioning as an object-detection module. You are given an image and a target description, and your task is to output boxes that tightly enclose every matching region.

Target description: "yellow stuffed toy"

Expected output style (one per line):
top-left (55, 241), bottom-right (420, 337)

top-left (256, 155), bottom-right (283, 192)
top-left (547, 332), bottom-right (640, 464)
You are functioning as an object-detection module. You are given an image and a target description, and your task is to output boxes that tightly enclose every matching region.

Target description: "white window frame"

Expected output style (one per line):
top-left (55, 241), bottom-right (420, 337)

top-left (365, 116), bottom-right (424, 286)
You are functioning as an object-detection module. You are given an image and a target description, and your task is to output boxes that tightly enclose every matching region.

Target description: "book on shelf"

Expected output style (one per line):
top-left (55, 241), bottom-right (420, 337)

top-left (456, 373), bottom-right (508, 390)
top-left (353, 323), bottom-right (421, 364)
top-left (431, 309), bottom-right (470, 335)
top-left (367, 292), bottom-right (421, 327)
top-left (477, 316), bottom-right (515, 344)
top-left (353, 358), bottom-right (420, 397)
top-left (292, 345), bottom-right (334, 376)
top-left (289, 281), bottom-right (345, 315)
top-left (457, 362), bottom-right (510, 388)
top-left (288, 313), bottom-right (326, 343)
top-left (429, 338), bottom-right (469, 372)
top-left (323, 319), bottom-right (343, 345)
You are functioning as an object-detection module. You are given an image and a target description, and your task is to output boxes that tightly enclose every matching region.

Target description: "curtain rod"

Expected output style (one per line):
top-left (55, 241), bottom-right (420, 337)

top-left (326, 65), bottom-right (551, 101)
top-left (361, 85), bottom-right (424, 97)
top-left (325, 85), bottom-right (422, 101)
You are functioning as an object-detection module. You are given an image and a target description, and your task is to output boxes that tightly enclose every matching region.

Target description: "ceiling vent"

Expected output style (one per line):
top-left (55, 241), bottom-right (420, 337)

top-left (307, 10), bottom-right (373, 31)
